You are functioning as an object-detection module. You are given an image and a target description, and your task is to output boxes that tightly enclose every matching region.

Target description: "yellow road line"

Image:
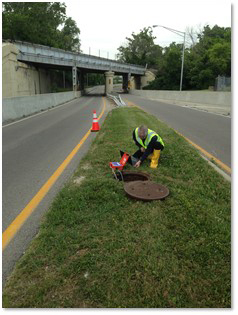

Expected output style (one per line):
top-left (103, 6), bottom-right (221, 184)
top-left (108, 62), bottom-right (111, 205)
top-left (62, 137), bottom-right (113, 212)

top-left (2, 98), bottom-right (106, 251)
top-left (176, 131), bottom-right (231, 174)
top-left (124, 98), bottom-right (231, 175)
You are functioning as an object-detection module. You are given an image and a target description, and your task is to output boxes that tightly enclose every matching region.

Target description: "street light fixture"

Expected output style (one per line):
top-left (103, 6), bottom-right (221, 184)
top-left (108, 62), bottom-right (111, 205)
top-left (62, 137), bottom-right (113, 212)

top-left (152, 25), bottom-right (186, 91)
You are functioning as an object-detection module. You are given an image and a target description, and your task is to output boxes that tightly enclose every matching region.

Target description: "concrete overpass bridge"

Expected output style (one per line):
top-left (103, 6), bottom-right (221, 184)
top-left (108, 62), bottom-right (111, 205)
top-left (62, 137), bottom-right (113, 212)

top-left (11, 40), bottom-right (146, 94)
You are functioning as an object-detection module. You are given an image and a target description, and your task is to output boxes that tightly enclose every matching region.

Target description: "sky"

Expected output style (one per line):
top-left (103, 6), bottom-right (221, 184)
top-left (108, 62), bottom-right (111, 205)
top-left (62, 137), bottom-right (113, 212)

top-left (66, 0), bottom-right (232, 59)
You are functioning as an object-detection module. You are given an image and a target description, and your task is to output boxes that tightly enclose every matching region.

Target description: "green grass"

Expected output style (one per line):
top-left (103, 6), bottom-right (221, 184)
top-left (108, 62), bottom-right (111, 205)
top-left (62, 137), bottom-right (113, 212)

top-left (3, 106), bottom-right (231, 308)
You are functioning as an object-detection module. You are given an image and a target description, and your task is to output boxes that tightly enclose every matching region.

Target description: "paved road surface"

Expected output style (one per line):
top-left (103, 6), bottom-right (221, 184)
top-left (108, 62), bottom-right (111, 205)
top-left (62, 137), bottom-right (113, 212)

top-left (121, 93), bottom-right (231, 168)
top-left (2, 89), bottom-right (108, 286)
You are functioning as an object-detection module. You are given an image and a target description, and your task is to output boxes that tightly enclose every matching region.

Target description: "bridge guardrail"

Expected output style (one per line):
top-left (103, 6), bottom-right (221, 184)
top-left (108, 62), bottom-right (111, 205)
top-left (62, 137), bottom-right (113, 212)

top-left (5, 40), bottom-right (145, 75)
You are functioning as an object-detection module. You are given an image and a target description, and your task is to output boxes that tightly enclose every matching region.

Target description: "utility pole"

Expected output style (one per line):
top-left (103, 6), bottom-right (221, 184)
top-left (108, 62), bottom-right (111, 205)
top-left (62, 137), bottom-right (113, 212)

top-left (180, 32), bottom-right (186, 91)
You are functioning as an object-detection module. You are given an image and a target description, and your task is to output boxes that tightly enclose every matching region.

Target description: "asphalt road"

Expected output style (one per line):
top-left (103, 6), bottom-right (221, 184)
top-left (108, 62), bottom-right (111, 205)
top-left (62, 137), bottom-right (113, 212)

top-left (121, 93), bottom-right (231, 168)
top-left (2, 88), bottom-right (108, 286)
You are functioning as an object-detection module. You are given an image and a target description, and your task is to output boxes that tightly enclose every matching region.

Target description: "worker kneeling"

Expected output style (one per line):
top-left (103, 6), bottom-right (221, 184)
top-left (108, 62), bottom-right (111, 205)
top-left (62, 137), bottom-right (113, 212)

top-left (132, 125), bottom-right (164, 169)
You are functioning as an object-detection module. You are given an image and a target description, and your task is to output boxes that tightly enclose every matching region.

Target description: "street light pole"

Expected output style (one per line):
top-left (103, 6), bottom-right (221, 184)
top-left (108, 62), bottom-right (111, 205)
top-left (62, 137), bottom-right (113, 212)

top-left (180, 31), bottom-right (186, 91)
top-left (152, 25), bottom-right (186, 91)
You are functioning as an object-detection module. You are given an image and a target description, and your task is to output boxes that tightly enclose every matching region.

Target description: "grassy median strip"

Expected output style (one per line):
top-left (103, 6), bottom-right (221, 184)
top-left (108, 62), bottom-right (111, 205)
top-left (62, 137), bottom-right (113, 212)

top-left (3, 106), bottom-right (231, 308)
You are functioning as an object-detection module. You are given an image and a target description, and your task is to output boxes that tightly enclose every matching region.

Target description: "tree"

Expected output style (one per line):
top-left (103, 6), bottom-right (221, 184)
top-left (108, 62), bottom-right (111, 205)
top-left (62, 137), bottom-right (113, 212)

top-left (60, 17), bottom-right (80, 52)
top-left (2, 2), bottom-right (81, 51)
top-left (117, 27), bottom-right (163, 68)
top-left (86, 73), bottom-right (105, 87)
top-left (144, 42), bottom-right (185, 90)
top-left (207, 42), bottom-right (231, 75)
top-left (187, 25), bottom-right (231, 89)
top-left (144, 24), bottom-right (231, 90)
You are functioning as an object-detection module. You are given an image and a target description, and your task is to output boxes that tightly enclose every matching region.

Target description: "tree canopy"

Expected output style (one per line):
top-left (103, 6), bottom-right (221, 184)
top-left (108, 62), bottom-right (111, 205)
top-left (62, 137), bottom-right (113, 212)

top-left (118, 25), bottom-right (231, 90)
top-left (2, 2), bottom-right (80, 51)
top-left (186, 25), bottom-right (231, 89)
top-left (117, 27), bottom-right (163, 68)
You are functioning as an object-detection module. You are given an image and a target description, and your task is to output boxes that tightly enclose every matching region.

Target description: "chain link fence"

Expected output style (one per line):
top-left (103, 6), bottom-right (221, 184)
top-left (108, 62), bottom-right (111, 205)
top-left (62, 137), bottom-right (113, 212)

top-left (215, 75), bottom-right (231, 91)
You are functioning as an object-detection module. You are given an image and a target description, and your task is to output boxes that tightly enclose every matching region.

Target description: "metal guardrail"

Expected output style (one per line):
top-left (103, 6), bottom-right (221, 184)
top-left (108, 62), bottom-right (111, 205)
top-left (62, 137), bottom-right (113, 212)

top-left (107, 93), bottom-right (126, 107)
top-left (118, 95), bottom-right (126, 106)
top-left (5, 40), bottom-right (145, 75)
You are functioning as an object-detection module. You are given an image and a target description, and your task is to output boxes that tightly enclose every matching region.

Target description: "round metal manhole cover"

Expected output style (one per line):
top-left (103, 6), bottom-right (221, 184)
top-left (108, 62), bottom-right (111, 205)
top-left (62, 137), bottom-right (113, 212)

top-left (124, 180), bottom-right (169, 201)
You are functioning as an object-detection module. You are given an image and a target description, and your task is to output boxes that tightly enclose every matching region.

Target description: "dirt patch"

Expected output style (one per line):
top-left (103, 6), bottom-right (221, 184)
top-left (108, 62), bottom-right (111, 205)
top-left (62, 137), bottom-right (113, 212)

top-left (76, 248), bottom-right (89, 257)
top-left (81, 163), bottom-right (91, 170)
top-left (73, 176), bottom-right (85, 186)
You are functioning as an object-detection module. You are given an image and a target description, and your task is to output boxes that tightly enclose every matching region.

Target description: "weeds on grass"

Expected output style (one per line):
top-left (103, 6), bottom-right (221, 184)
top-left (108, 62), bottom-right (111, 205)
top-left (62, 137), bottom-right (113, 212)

top-left (3, 107), bottom-right (231, 308)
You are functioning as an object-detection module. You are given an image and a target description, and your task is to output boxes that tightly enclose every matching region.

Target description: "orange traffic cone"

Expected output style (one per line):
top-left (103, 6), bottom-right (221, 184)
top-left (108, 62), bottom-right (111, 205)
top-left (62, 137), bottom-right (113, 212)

top-left (91, 110), bottom-right (100, 132)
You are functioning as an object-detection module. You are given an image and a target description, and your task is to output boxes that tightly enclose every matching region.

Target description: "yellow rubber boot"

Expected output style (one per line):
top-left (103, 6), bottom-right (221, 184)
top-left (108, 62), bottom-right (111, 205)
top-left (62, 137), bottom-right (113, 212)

top-left (150, 150), bottom-right (161, 168)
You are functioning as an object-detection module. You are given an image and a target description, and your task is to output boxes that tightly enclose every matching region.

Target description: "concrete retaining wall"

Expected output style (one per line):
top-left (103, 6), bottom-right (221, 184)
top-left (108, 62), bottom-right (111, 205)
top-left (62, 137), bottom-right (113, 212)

top-left (129, 90), bottom-right (231, 115)
top-left (3, 91), bottom-right (81, 123)
top-left (3, 43), bottom-right (52, 98)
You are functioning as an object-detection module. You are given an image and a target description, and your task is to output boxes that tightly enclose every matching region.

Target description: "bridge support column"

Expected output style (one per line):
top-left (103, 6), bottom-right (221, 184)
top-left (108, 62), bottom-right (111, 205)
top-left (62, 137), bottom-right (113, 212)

top-left (105, 71), bottom-right (114, 94)
top-left (79, 70), bottom-right (85, 95)
top-left (72, 66), bottom-right (78, 93)
top-left (123, 74), bottom-right (129, 93)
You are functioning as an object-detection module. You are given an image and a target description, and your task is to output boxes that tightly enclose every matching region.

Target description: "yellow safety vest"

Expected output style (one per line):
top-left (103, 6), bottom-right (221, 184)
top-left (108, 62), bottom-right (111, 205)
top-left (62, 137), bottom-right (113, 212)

top-left (135, 128), bottom-right (164, 149)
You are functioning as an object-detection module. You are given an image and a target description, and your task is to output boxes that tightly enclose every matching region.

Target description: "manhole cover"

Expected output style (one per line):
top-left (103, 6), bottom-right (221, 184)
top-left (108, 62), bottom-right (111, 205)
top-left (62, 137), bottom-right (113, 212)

top-left (114, 171), bottom-right (150, 182)
top-left (124, 180), bottom-right (169, 201)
